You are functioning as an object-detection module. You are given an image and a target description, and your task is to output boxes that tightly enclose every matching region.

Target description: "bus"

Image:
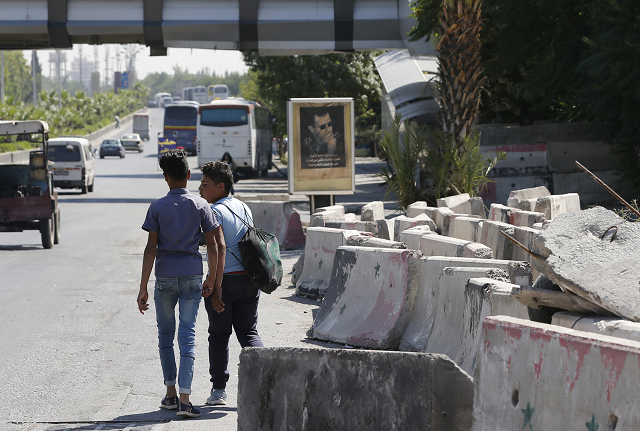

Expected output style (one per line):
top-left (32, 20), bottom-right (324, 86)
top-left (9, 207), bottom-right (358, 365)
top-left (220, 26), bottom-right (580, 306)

top-left (154, 92), bottom-right (171, 107)
top-left (182, 87), bottom-right (194, 101)
top-left (207, 84), bottom-right (229, 101)
top-left (193, 86), bottom-right (208, 104)
top-left (163, 102), bottom-right (199, 156)
top-left (197, 100), bottom-right (272, 176)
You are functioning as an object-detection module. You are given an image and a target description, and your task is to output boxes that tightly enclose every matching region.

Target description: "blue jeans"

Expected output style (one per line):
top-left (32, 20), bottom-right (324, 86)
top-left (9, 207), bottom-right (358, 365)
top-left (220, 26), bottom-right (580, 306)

top-left (154, 274), bottom-right (203, 394)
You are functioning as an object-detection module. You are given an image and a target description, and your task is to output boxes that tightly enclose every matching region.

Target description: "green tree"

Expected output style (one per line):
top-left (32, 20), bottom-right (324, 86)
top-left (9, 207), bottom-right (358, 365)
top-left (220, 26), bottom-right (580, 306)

top-left (3, 52), bottom-right (32, 103)
top-left (242, 53), bottom-right (382, 136)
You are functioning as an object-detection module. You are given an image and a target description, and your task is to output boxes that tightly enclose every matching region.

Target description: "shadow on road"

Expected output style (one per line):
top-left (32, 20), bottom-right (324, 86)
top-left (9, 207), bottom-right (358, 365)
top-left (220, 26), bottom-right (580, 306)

top-left (111, 405), bottom-right (236, 423)
top-left (58, 197), bottom-right (156, 204)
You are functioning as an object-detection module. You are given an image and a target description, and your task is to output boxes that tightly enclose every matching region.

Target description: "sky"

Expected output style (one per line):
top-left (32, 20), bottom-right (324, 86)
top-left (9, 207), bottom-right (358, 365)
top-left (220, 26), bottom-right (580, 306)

top-left (23, 44), bottom-right (248, 80)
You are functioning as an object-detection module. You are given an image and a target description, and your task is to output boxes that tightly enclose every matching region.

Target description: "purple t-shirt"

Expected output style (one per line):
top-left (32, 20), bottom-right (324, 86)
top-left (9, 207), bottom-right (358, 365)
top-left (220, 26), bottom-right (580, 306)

top-left (142, 188), bottom-right (218, 278)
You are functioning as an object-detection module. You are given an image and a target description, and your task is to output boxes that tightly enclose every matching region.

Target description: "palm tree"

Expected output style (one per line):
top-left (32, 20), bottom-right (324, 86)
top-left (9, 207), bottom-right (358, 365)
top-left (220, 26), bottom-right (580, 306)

top-left (433, 0), bottom-right (485, 144)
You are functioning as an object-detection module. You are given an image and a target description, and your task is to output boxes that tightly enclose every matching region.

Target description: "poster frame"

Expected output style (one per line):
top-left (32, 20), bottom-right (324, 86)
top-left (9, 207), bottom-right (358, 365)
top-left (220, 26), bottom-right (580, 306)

top-left (287, 97), bottom-right (355, 195)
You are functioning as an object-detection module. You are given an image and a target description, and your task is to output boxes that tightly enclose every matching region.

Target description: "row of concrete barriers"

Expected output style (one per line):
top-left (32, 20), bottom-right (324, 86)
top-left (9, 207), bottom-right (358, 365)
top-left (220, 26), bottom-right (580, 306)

top-left (237, 189), bottom-right (640, 429)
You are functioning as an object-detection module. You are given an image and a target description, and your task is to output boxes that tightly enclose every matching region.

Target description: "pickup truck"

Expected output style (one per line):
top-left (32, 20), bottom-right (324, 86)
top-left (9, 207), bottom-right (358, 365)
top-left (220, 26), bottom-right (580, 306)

top-left (0, 120), bottom-right (60, 249)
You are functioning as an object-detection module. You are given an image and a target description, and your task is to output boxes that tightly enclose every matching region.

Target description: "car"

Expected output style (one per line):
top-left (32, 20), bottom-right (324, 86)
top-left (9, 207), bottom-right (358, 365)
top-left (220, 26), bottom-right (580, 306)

top-left (120, 133), bottom-right (144, 152)
top-left (172, 96), bottom-right (182, 102)
top-left (99, 139), bottom-right (125, 159)
top-left (161, 96), bottom-right (173, 107)
top-left (148, 100), bottom-right (156, 108)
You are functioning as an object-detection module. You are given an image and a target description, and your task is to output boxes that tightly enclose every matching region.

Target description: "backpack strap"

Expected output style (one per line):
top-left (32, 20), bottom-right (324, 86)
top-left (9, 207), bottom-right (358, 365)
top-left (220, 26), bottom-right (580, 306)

top-left (216, 199), bottom-right (252, 269)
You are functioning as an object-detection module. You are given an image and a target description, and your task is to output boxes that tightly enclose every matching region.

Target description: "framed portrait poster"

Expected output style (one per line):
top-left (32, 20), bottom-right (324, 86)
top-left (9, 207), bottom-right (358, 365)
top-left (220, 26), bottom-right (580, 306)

top-left (288, 98), bottom-right (355, 194)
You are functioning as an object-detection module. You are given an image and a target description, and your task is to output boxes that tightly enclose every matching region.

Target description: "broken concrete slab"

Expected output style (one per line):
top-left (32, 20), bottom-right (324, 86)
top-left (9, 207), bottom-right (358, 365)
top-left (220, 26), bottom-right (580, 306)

top-left (532, 206), bottom-right (640, 322)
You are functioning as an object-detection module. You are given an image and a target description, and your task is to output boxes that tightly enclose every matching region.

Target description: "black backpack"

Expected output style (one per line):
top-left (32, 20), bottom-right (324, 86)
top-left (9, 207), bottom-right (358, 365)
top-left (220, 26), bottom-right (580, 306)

top-left (220, 202), bottom-right (283, 294)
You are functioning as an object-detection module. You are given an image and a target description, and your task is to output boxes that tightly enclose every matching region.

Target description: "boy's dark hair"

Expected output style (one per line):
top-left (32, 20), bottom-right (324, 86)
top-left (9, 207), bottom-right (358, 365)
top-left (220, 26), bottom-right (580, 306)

top-left (159, 149), bottom-right (189, 181)
top-left (201, 160), bottom-right (234, 194)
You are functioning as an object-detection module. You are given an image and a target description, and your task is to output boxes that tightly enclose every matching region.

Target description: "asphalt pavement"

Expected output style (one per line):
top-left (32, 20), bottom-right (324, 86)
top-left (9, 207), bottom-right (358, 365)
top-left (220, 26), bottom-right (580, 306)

top-left (0, 108), bottom-right (397, 431)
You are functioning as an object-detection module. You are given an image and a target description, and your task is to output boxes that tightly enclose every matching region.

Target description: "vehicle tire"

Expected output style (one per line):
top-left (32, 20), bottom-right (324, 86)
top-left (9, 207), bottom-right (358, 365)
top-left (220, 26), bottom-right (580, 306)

top-left (100, 155), bottom-right (104, 159)
top-left (53, 210), bottom-right (61, 244)
top-left (261, 168), bottom-right (269, 177)
top-left (88, 178), bottom-right (94, 193)
top-left (139, 149), bottom-right (143, 153)
top-left (40, 218), bottom-right (54, 249)
top-left (81, 183), bottom-right (88, 194)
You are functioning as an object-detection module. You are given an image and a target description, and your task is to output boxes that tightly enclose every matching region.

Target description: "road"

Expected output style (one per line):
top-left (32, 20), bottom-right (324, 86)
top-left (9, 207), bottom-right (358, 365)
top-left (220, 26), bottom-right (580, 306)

top-left (0, 108), bottom-right (396, 431)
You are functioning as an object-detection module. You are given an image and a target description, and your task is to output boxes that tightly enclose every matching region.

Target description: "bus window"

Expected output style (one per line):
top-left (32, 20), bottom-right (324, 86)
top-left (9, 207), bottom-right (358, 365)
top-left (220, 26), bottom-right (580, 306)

top-left (200, 108), bottom-right (248, 127)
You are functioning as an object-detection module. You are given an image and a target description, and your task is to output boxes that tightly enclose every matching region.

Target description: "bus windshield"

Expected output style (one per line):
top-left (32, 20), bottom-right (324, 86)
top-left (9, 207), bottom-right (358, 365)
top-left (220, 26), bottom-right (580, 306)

top-left (200, 108), bottom-right (248, 127)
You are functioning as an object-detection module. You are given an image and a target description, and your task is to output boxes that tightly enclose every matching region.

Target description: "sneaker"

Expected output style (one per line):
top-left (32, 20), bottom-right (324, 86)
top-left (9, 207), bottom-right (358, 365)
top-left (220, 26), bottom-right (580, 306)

top-left (159, 395), bottom-right (179, 410)
top-left (206, 388), bottom-right (227, 405)
top-left (176, 402), bottom-right (201, 418)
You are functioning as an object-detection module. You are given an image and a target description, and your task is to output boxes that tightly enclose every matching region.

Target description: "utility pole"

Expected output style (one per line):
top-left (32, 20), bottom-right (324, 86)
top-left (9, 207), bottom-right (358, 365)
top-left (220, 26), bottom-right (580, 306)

top-left (32, 51), bottom-right (37, 105)
top-left (104, 45), bottom-right (110, 90)
top-left (1, 51), bottom-right (4, 104)
top-left (79, 45), bottom-right (83, 92)
top-left (57, 50), bottom-right (62, 108)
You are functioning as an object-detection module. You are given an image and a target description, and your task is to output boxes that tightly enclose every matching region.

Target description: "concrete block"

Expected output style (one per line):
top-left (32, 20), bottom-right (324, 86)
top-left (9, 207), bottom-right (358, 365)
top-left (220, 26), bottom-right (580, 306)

top-left (309, 246), bottom-right (421, 349)
top-left (238, 347), bottom-right (474, 431)
top-left (406, 201), bottom-right (439, 219)
top-left (393, 214), bottom-right (436, 240)
top-left (552, 312), bottom-right (640, 343)
top-left (443, 213), bottom-right (473, 237)
top-left (478, 220), bottom-right (515, 260)
top-left (346, 235), bottom-right (406, 249)
top-left (315, 204), bottom-right (345, 216)
top-left (310, 210), bottom-right (343, 227)
top-left (340, 220), bottom-right (378, 236)
top-left (510, 209), bottom-right (546, 228)
top-left (506, 185), bottom-right (550, 208)
top-left (400, 257), bottom-right (532, 355)
top-left (488, 203), bottom-right (519, 223)
top-left (419, 235), bottom-right (493, 259)
top-left (532, 206), bottom-right (640, 322)
top-left (425, 273), bottom-right (528, 375)
top-left (376, 218), bottom-right (394, 241)
top-left (472, 316), bottom-right (640, 431)
top-left (399, 225), bottom-right (434, 250)
top-left (512, 225), bottom-right (541, 280)
top-left (448, 216), bottom-right (484, 242)
top-left (244, 201), bottom-right (305, 249)
top-left (432, 207), bottom-right (454, 234)
top-left (437, 193), bottom-right (471, 209)
top-left (360, 201), bottom-right (385, 221)
top-left (296, 228), bottom-right (361, 299)
top-left (534, 193), bottom-right (581, 220)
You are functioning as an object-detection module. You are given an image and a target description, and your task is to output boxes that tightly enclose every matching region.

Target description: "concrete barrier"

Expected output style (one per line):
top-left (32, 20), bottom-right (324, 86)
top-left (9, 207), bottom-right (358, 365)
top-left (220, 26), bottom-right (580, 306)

top-left (510, 209), bottom-right (546, 228)
top-left (552, 312), bottom-right (640, 343)
top-left (443, 212), bottom-right (475, 236)
top-left (316, 204), bottom-right (345, 216)
top-left (406, 201), bottom-right (439, 219)
top-left (393, 214), bottom-right (437, 240)
top-left (432, 207), bottom-right (454, 234)
top-left (295, 228), bottom-right (361, 299)
top-left (244, 201), bottom-right (306, 249)
top-left (448, 216), bottom-right (484, 242)
top-left (361, 201), bottom-right (385, 221)
top-left (400, 256), bottom-right (532, 354)
top-left (399, 225), bottom-right (434, 250)
top-left (0, 149), bottom-right (31, 165)
top-left (506, 185), bottom-right (550, 208)
top-left (346, 235), bottom-right (406, 249)
top-left (488, 203), bottom-right (519, 223)
top-left (325, 220), bottom-right (378, 236)
top-left (534, 193), bottom-right (581, 220)
top-left (438, 193), bottom-right (486, 219)
top-left (478, 220), bottom-right (515, 260)
top-left (511, 225), bottom-right (540, 279)
top-left (376, 218), bottom-right (395, 241)
top-left (472, 316), bottom-right (640, 431)
top-left (237, 347), bottom-right (474, 431)
top-left (310, 210), bottom-right (343, 227)
top-left (309, 246), bottom-right (421, 349)
top-left (419, 235), bottom-right (493, 259)
top-left (418, 269), bottom-right (528, 375)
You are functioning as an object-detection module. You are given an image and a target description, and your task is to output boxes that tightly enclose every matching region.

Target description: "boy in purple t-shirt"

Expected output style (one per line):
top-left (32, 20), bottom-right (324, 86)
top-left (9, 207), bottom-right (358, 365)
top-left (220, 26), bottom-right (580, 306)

top-left (137, 150), bottom-right (225, 418)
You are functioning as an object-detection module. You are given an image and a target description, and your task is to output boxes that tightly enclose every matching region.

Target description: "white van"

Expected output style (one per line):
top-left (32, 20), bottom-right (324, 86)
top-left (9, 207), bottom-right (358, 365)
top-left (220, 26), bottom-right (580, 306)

top-left (48, 137), bottom-right (96, 194)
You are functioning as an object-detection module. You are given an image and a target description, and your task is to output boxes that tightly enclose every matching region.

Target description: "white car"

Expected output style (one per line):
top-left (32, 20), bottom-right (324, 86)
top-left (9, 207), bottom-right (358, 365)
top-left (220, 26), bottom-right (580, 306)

top-left (120, 133), bottom-right (144, 153)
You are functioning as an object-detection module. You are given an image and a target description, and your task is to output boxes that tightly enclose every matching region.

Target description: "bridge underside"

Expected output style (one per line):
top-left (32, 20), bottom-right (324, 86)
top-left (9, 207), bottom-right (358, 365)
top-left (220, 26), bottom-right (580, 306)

top-left (0, 0), bottom-right (432, 56)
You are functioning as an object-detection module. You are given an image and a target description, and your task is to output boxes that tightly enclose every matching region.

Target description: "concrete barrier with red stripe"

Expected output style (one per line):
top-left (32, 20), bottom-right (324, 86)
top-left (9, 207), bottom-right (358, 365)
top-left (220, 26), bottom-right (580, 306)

top-left (473, 316), bottom-right (640, 431)
top-left (309, 246), bottom-right (421, 349)
top-left (243, 201), bottom-right (306, 249)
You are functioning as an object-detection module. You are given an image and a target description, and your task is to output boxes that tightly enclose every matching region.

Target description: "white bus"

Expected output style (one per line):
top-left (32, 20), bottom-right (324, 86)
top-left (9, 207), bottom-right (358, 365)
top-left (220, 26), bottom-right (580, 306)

top-left (197, 100), bottom-right (272, 176)
top-left (182, 87), bottom-right (194, 101)
top-left (208, 84), bottom-right (229, 101)
top-left (193, 86), bottom-right (208, 104)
